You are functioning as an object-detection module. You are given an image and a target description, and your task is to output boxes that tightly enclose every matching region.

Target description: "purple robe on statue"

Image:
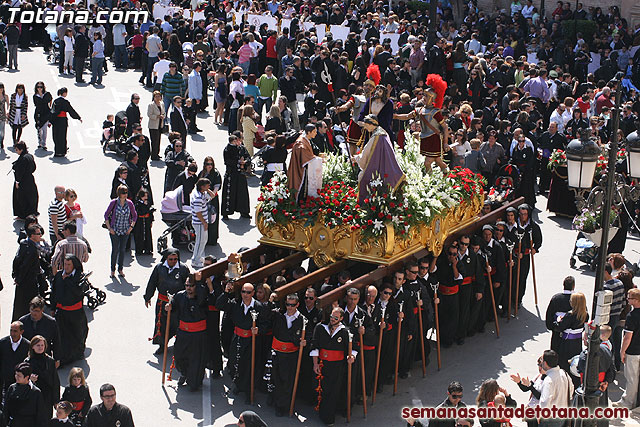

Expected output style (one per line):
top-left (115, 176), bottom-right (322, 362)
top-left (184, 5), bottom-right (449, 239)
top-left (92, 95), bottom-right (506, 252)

top-left (355, 127), bottom-right (405, 204)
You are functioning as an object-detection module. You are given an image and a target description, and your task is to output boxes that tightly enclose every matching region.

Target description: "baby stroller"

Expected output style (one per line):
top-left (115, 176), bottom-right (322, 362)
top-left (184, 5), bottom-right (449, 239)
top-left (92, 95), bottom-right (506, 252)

top-left (569, 233), bottom-right (599, 270)
top-left (157, 186), bottom-right (196, 253)
top-left (486, 164), bottom-right (521, 205)
top-left (102, 111), bottom-right (130, 156)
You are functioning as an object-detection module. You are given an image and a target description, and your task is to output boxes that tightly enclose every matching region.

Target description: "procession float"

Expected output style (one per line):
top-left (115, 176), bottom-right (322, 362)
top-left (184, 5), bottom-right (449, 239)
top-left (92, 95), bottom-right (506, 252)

top-left (255, 135), bottom-right (486, 266)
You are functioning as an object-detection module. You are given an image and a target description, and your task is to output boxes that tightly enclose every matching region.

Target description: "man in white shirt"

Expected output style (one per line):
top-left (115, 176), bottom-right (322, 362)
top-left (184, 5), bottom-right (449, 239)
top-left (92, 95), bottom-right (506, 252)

top-left (549, 104), bottom-right (569, 134)
top-left (112, 23), bottom-right (127, 70)
top-left (145, 27), bottom-right (163, 88)
top-left (152, 51), bottom-right (171, 91)
top-left (539, 350), bottom-right (573, 427)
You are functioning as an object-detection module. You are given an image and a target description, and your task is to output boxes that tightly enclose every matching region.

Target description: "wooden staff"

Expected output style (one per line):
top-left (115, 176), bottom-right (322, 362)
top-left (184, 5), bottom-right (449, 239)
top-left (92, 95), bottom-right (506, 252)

top-left (250, 310), bottom-right (258, 404)
top-left (431, 283), bottom-right (442, 370)
top-left (357, 318), bottom-right (367, 417)
top-left (417, 290), bottom-right (426, 378)
top-left (161, 297), bottom-right (172, 385)
top-left (484, 253), bottom-right (500, 338)
top-left (393, 301), bottom-right (404, 395)
top-left (507, 244), bottom-right (514, 322)
top-left (289, 316), bottom-right (308, 417)
top-left (515, 234), bottom-right (523, 316)
top-left (347, 331), bottom-right (353, 423)
top-left (372, 306), bottom-right (386, 405)
top-left (529, 230), bottom-right (539, 306)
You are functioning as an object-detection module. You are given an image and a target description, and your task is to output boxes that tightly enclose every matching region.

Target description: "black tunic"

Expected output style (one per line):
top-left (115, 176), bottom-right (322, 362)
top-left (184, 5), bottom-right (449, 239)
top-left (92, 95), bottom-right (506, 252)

top-left (143, 262), bottom-right (190, 346)
top-left (392, 286), bottom-right (417, 375)
top-left (545, 291), bottom-right (573, 353)
top-left (170, 288), bottom-right (209, 390)
top-left (11, 238), bottom-right (42, 321)
top-left (481, 240), bottom-right (507, 323)
top-left (221, 143), bottom-right (250, 216)
top-left (32, 92), bottom-right (52, 128)
top-left (24, 352), bottom-right (60, 412)
top-left (298, 304), bottom-right (322, 403)
top-left (50, 96), bottom-right (81, 156)
top-left (4, 382), bottom-right (48, 427)
top-left (513, 219), bottom-right (543, 304)
top-left (164, 149), bottom-right (194, 194)
top-left (12, 152), bottom-right (38, 218)
top-left (270, 310), bottom-right (305, 412)
top-left (432, 254), bottom-right (465, 347)
top-left (19, 312), bottom-right (60, 362)
top-left (216, 293), bottom-right (269, 393)
top-left (370, 300), bottom-right (399, 388)
top-left (511, 146), bottom-right (536, 207)
top-left (553, 311), bottom-right (587, 373)
top-left (310, 323), bottom-right (352, 425)
top-left (343, 305), bottom-right (375, 399)
top-left (50, 270), bottom-right (88, 364)
top-left (85, 402), bottom-right (134, 427)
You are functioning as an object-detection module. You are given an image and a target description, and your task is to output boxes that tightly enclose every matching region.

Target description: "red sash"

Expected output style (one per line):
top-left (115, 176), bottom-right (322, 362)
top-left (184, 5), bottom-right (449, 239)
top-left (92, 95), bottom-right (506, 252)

top-left (319, 349), bottom-right (344, 361)
top-left (208, 305), bottom-right (219, 311)
top-left (70, 401), bottom-right (84, 411)
top-left (234, 326), bottom-right (252, 338)
top-left (363, 345), bottom-right (375, 351)
top-left (439, 285), bottom-right (459, 295)
top-left (157, 293), bottom-right (169, 303)
top-left (56, 301), bottom-right (83, 311)
top-left (272, 337), bottom-right (299, 353)
top-left (462, 276), bottom-right (473, 285)
top-left (179, 319), bottom-right (207, 332)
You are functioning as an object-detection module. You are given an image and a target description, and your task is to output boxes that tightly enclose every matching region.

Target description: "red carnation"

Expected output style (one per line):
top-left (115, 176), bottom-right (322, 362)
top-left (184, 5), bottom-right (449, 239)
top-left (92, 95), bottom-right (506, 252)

top-left (378, 212), bottom-right (384, 218)
top-left (367, 220), bottom-right (373, 225)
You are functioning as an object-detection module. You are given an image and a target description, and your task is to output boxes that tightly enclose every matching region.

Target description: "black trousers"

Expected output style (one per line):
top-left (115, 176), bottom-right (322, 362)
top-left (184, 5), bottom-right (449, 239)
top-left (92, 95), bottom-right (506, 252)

top-left (75, 56), bottom-right (86, 82)
top-left (52, 119), bottom-right (68, 156)
top-left (513, 252), bottom-right (531, 304)
top-left (316, 360), bottom-right (345, 425)
top-left (456, 283), bottom-right (473, 341)
top-left (206, 310), bottom-right (223, 372)
top-left (439, 291), bottom-right (459, 347)
top-left (174, 330), bottom-right (208, 391)
top-left (272, 350), bottom-right (298, 412)
top-left (132, 216), bottom-right (152, 254)
top-left (149, 128), bottom-right (161, 159)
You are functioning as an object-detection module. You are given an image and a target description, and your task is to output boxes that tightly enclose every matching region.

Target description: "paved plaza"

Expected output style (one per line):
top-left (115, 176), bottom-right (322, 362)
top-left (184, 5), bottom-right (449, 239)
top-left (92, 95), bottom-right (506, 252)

top-left (0, 48), bottom-right (639, 426)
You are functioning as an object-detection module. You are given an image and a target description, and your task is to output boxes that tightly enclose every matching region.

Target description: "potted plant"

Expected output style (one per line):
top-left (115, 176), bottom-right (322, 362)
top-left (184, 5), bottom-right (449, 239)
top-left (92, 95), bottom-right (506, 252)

top-left (572, 207), bottom-right (619, 244)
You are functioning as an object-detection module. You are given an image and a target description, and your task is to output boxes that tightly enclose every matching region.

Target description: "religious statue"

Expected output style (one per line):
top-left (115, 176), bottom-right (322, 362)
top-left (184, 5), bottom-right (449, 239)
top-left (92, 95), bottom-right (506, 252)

top-left (354, 115), bottom-right (405, 204)
top-left (287, 124), bottom-right (323, 203)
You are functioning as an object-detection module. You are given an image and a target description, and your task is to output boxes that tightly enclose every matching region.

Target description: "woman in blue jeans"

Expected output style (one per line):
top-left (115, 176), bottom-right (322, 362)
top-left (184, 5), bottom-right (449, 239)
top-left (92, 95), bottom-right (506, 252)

top-left (90, 32), bottom-right (105, 86)
top-left (104, 185), bottom-right (137, 278)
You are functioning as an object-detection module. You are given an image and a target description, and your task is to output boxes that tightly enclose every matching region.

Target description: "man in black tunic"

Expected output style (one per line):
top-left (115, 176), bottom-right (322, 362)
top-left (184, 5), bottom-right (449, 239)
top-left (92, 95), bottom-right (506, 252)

top-left (144, 248), bottom-right (190, 354)
top-left (85, 384), bottom-right (135, 427)
top-left (343, 287), bottom-right (375, 404)
top-left (298, 287), bottom-right (322, 404)
top-left (455, 236), bottom-right (482, 344)
top-left (199, 255), bottom-right (223, 377)
top-left (430, 245), bottom-right (465, 348)
top-left (392, 269), bottom-right (417, 378)
top-left (514, 204), bottom-right (543, 305)
top-left (371, 282), bottom-right (399, 394)
top-left (51, 254), bottom-right (88, 365)
top-left (310, 306), bottom-right (355, 426)
top-left (216, 282), bottom-right (268, 403)
top-left (11, 224), bottom-right (43, 321)
top-left (545, 276), bottom-right (575, 353)
top-left (0, 321), bottom-right (30, 397)
top-left (480, 225), bottom-right (507, 324)
top-left (19, 296), bottom-right (60, 365)
top-left (165, 277), bottom-right (209, 391)
top-left (405, 260), bottom-right (435, 365)
top-left (270, 293), bottom-right (307, 417)
top-left (221, 134), bottom-right (250, 219)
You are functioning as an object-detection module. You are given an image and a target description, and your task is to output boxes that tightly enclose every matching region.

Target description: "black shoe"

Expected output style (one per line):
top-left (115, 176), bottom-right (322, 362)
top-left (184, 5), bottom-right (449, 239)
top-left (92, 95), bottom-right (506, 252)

top-left (232, 385), bottom-right (240, 395)
top-left (151, 155), bottom-right (161, 161)
top-left (399, 372), bottom-right (408, 379)
top-left (275, 408), bottom-right (285, 417)
top-left (178, 376), bottom-right (186, 386)
top-left (377, 384), bottom-right (383, 393)
top-left (240, 213), bottom-right (251, 218)
top-left (456, 338), bottom-right (465, 345)
top-left (222, 215), bottom-right (229, 220)
top-left (153, 345), bottom-right (164, 355)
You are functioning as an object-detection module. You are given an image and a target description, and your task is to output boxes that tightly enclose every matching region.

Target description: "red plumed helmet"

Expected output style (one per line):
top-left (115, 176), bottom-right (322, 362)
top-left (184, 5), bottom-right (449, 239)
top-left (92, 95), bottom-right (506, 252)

top-left (366, 64), bottom-right (381, 86)
top-left (426, 74), bottom-right (447, 109)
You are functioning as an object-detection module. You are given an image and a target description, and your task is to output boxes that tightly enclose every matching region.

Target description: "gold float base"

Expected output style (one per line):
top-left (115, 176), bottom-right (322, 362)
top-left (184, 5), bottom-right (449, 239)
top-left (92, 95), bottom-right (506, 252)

top-left (256, 194), bottom-right (484, 267)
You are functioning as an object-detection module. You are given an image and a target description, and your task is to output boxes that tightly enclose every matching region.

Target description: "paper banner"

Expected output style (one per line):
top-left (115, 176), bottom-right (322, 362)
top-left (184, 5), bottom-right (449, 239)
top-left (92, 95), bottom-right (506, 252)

top-left (246, 13), bottom-right (278, 31)
top-left (182, 9), bottom-right (205, 21)
top-left (153, 4), bottom-right (181, 20)
top-left (281, 18), bottom-right (292, 31)
top-left (315, 24), bottom-right (326, 42)
top-left (527, 52), bottom-right (538, 65)
top-left (362, 30), bottom-right (401, 53)
top-left (302, 21), bottom-right (315, 32)
top-left (232, 11), bottom-right (244, 26)
top-left (329, 25), bottom-right (350, 43)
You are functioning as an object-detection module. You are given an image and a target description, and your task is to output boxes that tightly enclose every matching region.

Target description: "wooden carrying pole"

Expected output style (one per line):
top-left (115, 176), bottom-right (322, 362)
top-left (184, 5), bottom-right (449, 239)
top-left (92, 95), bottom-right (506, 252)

top-left (358, 323), bottom-right (367, 417)
top-left (508, 248), bottom-right (513, 322)
top-left (161, 303), bottom-right (172, 385)
top-left (515, 237), bottom-right (522, 316)
top-left (371, 307), bottom-right (385, 404)
top-left (433, 285), bottom-right (442, 370)
top-left (347, 332), bottom-right (353, 423)
top-left (417, 292), bottom-right (426, 378)
top-left (393, 302), bottom-right (403, 395)
top-left (529, 230), bottom-right (539, 306)
top-left (484, 255), bottom-right (501, 338)
top-left (289, 317), bottom-right (307, 416)
top-left (250, 311), bottom-right (258, 404)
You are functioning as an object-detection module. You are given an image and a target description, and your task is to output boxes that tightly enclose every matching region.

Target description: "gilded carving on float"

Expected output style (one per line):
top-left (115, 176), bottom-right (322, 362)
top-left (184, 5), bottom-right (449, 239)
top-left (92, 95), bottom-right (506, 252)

top-left (256, 193), bottom-right (484, 267)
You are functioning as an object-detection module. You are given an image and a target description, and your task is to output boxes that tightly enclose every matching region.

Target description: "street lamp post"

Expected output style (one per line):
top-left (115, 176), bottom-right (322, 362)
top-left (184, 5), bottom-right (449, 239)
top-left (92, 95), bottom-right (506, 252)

top-left (566, 81), bottom-right (623, 426)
